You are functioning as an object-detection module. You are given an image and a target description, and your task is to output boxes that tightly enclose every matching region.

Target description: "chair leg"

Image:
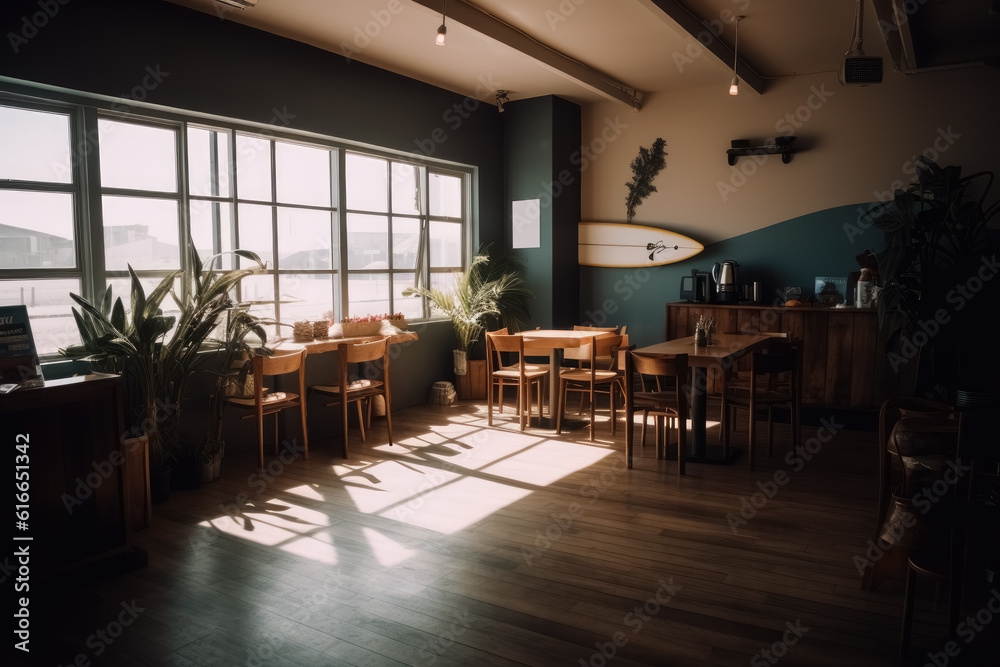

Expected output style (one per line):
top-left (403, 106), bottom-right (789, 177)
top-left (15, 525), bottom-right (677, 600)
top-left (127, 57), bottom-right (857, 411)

top-left (256, 410), bottom-right (265, 472)
top-left (384, 393), bottom-right (393, 446)
top-left (767, 405), bottom-right (774, 458)
top-left (588, 385), bottom-right (596, 442)
top-left (300, 403), bottom-right (309, 460)
top-left (678, 413), bottom-right (687, 476)
top-left (341, 397), bottom-right (350, 458)
top-left (900, 562), bottom-right (917, 658)
top-left (273, 414), bottom-right (279, 456)
top-left (556, 380), bottom-right (565, 434)
top-left (522, 379), bottom-right (529, 431)
top-left (748, 403), bottom-right (757, 471)
top-left (356, 400), bottom-right (367, 442)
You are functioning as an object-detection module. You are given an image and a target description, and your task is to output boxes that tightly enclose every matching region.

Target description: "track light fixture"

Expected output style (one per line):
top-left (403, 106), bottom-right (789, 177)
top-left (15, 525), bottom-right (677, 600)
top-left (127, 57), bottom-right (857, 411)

top-left (729, 15), bottom-right (744, 95)
top-left (436, 0), bottom-right (447, 46)
top-left (496, 90), bottom-right (509, 113)
top-left (213, 0), bottom-right (258, 10)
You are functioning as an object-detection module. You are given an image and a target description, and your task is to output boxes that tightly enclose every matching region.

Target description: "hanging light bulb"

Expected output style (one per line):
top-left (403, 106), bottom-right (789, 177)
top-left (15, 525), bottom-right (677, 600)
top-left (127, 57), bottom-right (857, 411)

top-left (436, 0), bottom-right (447, 46)
top-left (729, 15), bottom-right (744, 96)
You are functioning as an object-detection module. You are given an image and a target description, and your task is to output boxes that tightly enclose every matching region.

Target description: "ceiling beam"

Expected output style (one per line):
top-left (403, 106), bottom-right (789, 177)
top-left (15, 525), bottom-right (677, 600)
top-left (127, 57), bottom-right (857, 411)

top-left (637, 0), bottom-right (765, 95)
top-left (409, 0), bottom-right (644, 110)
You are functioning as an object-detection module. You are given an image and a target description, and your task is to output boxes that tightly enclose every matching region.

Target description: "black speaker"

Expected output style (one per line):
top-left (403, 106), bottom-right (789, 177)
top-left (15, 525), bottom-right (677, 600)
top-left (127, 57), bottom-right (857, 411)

top-left (840, 56), bottom-right (883, 85)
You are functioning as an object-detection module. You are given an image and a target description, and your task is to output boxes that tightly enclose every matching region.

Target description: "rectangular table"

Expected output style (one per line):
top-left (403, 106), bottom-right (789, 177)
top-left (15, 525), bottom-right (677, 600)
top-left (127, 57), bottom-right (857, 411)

top-left (626, 333), bottom-right (771, 466)
top-left (515, 329), bottom-right (618, 429)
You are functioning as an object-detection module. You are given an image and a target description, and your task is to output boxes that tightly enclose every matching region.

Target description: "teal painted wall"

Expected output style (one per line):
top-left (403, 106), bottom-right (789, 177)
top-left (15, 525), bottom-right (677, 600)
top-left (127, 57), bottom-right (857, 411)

top-left (579, 203), bottom-right (883, 348)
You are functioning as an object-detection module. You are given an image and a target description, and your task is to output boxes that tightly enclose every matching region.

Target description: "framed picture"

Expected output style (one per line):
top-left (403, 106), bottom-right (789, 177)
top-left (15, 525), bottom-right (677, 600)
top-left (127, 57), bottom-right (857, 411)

top-left (814, 276), bottom-right (847, 307)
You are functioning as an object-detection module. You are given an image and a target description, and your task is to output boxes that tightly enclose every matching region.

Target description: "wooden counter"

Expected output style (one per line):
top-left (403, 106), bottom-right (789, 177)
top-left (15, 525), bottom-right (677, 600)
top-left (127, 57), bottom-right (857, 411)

top-left (666, 303), bottom-right (915, 409)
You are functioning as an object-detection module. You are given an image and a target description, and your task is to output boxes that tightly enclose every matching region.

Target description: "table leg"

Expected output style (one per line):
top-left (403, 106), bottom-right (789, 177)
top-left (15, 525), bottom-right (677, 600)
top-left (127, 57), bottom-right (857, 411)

top-left (624, 349), bottom-right (633, 469)
top-left (691, 367), bottom-right (707, 458)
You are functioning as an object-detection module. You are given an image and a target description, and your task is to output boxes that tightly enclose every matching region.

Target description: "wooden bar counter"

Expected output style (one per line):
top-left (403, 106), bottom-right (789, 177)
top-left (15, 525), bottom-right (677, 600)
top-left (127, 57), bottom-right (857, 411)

top-left (666, 302), bottom-right (915, 409)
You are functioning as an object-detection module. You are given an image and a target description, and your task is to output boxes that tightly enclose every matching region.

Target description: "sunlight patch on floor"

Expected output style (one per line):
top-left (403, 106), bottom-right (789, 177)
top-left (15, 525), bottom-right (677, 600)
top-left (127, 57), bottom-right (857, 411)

top-left (281, 484), bottom-right (325, 501)
top-left (344, 461), bottom-right (463, 514)
top-left (362, 526), bottom-right (418, 566)
top-left (479, 439), bottom-right (614, 486)
top-left (379, 475), bottom-right (533, 534)
top-left (280, 534), bottom-right (339, 565)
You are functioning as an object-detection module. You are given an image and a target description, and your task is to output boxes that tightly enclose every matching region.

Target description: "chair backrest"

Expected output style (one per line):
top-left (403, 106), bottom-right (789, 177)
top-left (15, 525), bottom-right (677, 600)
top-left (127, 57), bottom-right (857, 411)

top-left (341, 337), bottom-right (388, 363)
top-left (630, 351), bottom-right (688, 411)
top-left (567, 325), bottom-right (619, 362)
top-left (486, 331), bottom-right (528, 376)
top-left (751, 347), bottom-right (797, 375)
top-left (258, 349), bottom-right (306, 376)
top-left (574, 333), bottom-right (622, 372)
top-left (573, 325), bottom-right (618, 332)
top-left (631, 351), bottom-right (688, 380)
top-left (487, 332), bottom-right (525, 355)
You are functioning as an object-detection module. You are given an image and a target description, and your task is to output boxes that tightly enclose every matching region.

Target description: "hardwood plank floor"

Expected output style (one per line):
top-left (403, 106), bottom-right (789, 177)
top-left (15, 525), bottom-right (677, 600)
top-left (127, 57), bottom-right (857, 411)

top-left (20, 400), bottom-right (993, 666)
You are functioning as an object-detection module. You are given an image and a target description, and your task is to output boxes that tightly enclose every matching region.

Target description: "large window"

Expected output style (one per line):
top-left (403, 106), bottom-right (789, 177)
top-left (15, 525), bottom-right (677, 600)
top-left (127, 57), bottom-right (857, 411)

top-left (0, 103), bottom-right (82, 355)
top-left (0, 95), bottom-right (470, 356)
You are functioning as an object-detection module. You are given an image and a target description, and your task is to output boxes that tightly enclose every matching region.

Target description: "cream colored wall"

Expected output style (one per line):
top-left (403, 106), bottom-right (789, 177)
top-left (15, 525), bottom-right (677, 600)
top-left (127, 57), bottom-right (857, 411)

top-left (580, 66), bottom-right (1000, 244)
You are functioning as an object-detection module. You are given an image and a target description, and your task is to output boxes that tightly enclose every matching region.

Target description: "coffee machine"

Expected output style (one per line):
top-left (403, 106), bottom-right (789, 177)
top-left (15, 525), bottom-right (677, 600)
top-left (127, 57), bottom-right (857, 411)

top-left (712, 261), bottom-right (740, 304)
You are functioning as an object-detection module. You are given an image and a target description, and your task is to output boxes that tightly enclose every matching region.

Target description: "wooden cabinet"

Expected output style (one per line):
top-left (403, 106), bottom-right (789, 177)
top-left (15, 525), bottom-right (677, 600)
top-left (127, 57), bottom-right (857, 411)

top-left (0, 374), bottom-right (145, 587)
top-left (665, 303), bottom-right (915, 409)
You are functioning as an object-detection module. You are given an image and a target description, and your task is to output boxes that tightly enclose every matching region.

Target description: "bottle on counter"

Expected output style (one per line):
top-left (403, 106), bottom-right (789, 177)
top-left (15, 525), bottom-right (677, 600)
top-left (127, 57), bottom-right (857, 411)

top-left (856, 268), bottom-right (874, 308)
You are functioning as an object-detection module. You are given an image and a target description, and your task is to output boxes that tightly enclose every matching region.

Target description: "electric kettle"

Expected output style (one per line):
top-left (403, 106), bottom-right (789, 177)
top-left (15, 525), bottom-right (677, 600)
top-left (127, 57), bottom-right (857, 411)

top-left (712, 260), bottom-right (740, 304)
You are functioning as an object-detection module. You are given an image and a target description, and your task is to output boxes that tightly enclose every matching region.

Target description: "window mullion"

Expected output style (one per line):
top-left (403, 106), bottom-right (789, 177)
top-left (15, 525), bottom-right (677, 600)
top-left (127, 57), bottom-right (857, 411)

top-left (336, 149), bottom-right (349, 319)
top-left (80, 106), bottom-right (106, 302)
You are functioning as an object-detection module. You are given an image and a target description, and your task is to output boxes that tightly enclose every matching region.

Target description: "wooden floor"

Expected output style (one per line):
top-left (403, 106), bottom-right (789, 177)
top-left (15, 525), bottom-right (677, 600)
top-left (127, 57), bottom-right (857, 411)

top-left (25, 401), bottom-right (983, 666)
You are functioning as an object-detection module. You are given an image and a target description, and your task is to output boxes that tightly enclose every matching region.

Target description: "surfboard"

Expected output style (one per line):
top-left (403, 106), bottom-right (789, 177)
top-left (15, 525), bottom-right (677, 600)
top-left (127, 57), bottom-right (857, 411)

top-left (578, 222), bottom-right (703, 267)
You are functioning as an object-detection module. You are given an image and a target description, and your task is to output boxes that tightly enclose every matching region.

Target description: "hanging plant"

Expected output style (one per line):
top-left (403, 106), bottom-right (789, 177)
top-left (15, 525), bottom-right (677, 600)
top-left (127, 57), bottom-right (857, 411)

top-left (624, 137), bottom-right (667, 224)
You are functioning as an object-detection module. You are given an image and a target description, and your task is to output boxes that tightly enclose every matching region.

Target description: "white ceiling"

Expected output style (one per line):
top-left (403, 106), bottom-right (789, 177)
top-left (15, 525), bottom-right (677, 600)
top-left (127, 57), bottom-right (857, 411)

top-left (166, 0), bottom-right (999, 108)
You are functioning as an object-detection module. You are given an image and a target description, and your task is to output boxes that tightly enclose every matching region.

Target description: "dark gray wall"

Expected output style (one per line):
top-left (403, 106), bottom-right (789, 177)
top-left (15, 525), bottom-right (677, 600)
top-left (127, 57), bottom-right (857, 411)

top-left (0, 0), bottom-right (504, 446)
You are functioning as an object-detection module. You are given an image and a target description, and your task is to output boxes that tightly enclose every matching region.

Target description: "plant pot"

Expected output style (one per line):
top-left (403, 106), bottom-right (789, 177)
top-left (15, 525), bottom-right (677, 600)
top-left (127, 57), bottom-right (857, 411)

top-left (455, 359), bottom-right (487, 400)
top-left (123, 436), bottom-right (151, 530)
top-left (199, 458), bottom-right (215, 484)
top-left (453, 349), bottom-right (468, 376)
top-left (150, 467), bottom-right (171, 504)
top-left (342, 321), bottom-right (383, 337)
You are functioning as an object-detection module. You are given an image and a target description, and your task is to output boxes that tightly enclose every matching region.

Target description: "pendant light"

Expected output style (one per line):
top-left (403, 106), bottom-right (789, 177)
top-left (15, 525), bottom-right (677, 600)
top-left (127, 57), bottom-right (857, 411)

top-left (436, 0), bottom-right (447, 46)
top-left (729, 15), bottom-right (744, 95)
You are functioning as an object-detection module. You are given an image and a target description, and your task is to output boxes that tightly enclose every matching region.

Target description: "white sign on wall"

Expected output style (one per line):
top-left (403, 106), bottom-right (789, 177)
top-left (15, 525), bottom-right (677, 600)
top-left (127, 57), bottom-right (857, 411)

top-left (512, 199), bottom-right (540, 249)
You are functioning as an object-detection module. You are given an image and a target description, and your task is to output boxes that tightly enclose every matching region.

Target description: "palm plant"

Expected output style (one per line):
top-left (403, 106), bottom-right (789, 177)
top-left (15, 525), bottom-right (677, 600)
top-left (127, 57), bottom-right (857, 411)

top-left (60, 244), bottom-right (269, 470)
top-left (863, 158), bottom-right (997, 392)
top-left (402, 244), bottom-right (532, 355)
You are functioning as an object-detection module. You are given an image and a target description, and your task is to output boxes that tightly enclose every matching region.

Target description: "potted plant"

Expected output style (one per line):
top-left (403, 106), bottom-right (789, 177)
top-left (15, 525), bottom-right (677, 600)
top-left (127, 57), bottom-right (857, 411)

top-left (61, 244), bottom-right (270, 499)
top-left (403, 244), bottom-right (532, 398)
top-left (863, 158), bottom-right (997, 396)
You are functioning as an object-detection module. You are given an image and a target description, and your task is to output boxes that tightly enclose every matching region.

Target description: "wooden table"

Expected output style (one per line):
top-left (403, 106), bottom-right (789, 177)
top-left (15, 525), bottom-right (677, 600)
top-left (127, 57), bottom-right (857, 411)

top-left (272, 330), bottom-right (418, 354)
top-left (516, 329), bottom-right (617, 429)
top-left (628, 333), bottom-right (771, 466)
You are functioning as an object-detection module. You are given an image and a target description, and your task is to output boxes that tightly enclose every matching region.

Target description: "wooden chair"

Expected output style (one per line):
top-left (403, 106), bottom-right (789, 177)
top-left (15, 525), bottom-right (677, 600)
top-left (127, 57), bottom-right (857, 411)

top-left (487, 331), bottom-right (548, 430)
top-left (557, 333), bottom-right (624, 441)
top-left (628, 350), bottom-right (689, 475)
top-left (721, 345), bottom-right (801, 469)
top-left (224, 349), bottom-right (309, 471)
top-left (489, 328), bottom-right (548, 417)
top-left (718, 332), bottom-right (791, 442)
top-left (309, 338), bottom-right (392, 456)
top-left (565, 325), bottom-right (625, 413)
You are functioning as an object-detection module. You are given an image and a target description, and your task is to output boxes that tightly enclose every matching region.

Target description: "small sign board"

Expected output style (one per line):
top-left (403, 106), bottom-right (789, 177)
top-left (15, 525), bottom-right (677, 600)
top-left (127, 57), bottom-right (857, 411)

top-left (0, 305), bottom-right (44, 393)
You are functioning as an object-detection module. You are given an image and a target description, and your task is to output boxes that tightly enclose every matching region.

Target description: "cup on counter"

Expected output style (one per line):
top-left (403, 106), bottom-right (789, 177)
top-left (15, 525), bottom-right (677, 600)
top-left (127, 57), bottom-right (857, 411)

top-left (753, 282), bottom-right (762, 304)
